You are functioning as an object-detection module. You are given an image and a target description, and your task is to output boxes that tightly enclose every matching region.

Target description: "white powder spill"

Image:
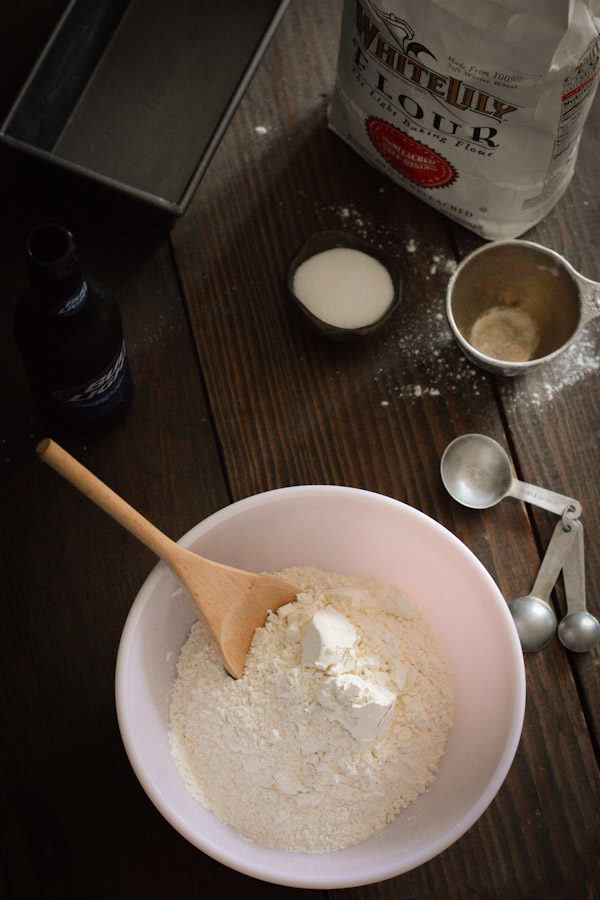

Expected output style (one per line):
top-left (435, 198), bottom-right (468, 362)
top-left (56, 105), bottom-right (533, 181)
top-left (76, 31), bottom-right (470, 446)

top-left (324, 202), bottom-right (599, 407)
top-left (329, 204), bottom-right (372, 241)
top-left (508, 330), bottom-right (600, 407)
top-left (429, 255), bottom-right (458, 276)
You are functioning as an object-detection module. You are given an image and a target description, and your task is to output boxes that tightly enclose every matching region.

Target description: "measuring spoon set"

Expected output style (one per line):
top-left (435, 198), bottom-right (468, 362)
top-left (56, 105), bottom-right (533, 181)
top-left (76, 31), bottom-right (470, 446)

top-left (440, 433), bottom-right (600, 654)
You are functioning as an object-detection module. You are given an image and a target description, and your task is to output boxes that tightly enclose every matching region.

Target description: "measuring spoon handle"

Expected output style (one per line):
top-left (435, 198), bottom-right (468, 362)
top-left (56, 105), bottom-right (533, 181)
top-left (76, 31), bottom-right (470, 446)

top-left (509, 479), bottom-right (582, 519)
top-left (530, 520), bottom-right (577, 601)
top-left (561, 520), bottom-right (586, 614)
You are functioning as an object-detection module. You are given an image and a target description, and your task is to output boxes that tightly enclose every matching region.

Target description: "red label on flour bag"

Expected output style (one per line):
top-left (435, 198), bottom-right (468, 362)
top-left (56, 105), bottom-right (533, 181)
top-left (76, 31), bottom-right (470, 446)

top-left (367, 118), bottom-right (457, 187)
top-left (328, 0), bottom-right (600, 239)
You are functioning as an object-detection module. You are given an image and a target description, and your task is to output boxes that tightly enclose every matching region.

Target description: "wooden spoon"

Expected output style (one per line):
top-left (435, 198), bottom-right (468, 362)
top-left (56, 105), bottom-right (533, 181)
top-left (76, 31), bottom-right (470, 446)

top-left (36, 438), bottom-right (298, 678)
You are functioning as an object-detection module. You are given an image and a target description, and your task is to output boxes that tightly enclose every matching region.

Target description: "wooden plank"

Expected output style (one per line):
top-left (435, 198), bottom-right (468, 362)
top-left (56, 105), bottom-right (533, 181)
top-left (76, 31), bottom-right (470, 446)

top-left (0, 159), bottom-right (236, 897)
top-left (2, 0), bottom-right (598, 896)
top-left (502, 94), bottom-right (600, 750)
top-left (450, 64), bottom-right (600, 772)
top-left (171, 1), bottom-right (600, 896)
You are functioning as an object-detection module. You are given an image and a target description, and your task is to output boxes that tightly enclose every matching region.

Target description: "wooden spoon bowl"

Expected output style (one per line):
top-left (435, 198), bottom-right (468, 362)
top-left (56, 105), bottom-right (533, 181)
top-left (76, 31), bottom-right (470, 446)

top-left (36, 439), bottom-right (298, 677)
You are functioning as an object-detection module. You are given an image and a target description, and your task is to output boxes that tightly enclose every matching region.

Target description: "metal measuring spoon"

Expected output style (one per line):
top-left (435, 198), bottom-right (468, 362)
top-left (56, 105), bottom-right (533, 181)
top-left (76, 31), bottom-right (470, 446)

top-left (440, 434), bottom-right (582, 518)
top-left (558, 520), bottom-right (600, 653)
top-left (509, 519), bottom-right (577, 652)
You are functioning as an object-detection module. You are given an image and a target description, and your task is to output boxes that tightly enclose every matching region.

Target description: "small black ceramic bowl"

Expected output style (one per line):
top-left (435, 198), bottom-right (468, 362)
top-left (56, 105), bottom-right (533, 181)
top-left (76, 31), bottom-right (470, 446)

top-left (286, 230), bottom-right (401, 341)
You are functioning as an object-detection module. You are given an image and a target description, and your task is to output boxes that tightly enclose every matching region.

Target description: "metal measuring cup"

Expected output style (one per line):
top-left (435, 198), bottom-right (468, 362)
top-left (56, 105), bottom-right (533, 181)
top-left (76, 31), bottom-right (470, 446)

top-left (446, 240), bottom-right (600, 376)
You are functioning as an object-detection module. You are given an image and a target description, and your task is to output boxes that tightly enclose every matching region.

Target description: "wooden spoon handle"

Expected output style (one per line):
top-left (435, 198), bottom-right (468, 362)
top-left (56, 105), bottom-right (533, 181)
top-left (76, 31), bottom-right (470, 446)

top-left (36, 438), bottom-right (183, 565)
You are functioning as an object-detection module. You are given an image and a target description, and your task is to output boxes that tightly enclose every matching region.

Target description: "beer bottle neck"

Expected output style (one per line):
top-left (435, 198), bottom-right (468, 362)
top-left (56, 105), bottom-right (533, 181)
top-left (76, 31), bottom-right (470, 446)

top-left (26, 223), bottom-right (89, 316)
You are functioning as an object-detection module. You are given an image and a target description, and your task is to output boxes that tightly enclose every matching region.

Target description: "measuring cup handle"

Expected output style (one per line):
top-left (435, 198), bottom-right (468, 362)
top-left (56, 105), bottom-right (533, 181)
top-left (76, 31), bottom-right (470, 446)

top-left (530, 520), bottom-right (577, 601)
top-left (510, 480), bottom-right (582, 519)
top-left (578, 276), bottom-right (600, 327)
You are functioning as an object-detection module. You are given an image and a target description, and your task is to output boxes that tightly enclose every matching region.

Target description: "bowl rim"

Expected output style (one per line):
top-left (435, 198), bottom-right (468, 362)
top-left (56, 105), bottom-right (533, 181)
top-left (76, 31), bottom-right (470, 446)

top-left (115, 484), bottom-right (526, 888)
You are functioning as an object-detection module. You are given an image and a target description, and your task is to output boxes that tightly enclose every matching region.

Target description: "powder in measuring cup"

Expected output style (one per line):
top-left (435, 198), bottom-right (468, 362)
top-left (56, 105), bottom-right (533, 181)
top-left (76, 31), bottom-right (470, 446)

top-left (293, 247), bottom-right (394, 329)
top-left (469, 306), bottom-right (539, 362)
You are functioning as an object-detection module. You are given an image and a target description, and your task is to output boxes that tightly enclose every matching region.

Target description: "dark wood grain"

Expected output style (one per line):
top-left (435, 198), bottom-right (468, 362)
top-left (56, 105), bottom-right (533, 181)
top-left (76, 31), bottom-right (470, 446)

top-left (450, 44), bottom-right (600, 797)
top-left (1, 0), bottom-right (599, 898)
top-left (502, 104), bottom-right (600, 758)
top-left (0, 148), bottom-right (238, 900)
top-left (172, 2), bottom-right (600, 898)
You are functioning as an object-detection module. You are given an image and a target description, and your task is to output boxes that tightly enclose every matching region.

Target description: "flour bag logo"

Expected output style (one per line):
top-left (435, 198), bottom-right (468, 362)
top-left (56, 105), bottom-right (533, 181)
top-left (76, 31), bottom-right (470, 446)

top-left (367, 118), bottom-right (457, 188)
top-left (372, 8), bottom-right (437, 64)
top-left (358, 3), bottom-right (518, 190)
top-left (328, 0), bottom-right (600, 238)
top-left (364, 9), bottom-right (459, 187)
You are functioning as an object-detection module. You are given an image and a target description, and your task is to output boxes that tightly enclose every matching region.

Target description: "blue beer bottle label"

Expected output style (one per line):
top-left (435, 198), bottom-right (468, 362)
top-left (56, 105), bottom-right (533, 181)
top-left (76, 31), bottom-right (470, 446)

top-left (50, 280), bottom-right (89, 316)
top-left (52, 340), bottom-right (131, 420)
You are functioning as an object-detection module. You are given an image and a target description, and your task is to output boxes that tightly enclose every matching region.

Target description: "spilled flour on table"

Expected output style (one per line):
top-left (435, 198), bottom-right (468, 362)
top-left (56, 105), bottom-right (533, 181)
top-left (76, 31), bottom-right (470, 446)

top-left (508, 330), bottom-right (600, 407)
top-left (325, 202), bottom-right (600, 407)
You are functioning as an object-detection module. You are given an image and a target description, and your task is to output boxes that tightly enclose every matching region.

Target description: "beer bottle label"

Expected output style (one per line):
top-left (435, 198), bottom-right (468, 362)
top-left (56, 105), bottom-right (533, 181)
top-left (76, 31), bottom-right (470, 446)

top-left (52, 340), bottom-right (131, 419)
top-left (50, 280), bottom-right (89, 316)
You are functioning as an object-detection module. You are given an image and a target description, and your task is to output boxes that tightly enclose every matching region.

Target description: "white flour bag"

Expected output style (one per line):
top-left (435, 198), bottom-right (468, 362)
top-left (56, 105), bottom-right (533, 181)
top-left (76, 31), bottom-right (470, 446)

top-left (328, 0), bottom-right (600, 238)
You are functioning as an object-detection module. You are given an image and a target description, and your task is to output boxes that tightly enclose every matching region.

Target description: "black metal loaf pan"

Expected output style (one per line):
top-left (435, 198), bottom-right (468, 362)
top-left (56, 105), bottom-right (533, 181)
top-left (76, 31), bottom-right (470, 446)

top-left (1, 0), bottom-right (289, 213)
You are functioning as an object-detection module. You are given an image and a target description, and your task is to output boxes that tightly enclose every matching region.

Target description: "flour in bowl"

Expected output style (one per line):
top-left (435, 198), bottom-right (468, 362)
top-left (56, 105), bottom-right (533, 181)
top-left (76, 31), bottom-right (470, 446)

top-left (169, 566), bottom-right (454, 852)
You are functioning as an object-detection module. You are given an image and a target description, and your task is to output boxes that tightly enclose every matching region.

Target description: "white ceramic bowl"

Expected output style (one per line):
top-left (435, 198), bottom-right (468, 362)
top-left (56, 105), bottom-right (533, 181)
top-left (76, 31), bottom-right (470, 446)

top-left (115, 485), bottom-right (525, 888)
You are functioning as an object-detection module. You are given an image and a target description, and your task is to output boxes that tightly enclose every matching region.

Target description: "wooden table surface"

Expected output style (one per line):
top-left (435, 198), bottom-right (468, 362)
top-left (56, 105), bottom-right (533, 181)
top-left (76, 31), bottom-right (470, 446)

top-left (1, 2), bottom-right (599, 898)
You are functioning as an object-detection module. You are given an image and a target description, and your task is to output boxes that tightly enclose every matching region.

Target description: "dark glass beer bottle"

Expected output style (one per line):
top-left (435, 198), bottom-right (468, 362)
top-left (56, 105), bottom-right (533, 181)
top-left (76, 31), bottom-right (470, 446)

top-left (13, 223), bottom-right (133, 437)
